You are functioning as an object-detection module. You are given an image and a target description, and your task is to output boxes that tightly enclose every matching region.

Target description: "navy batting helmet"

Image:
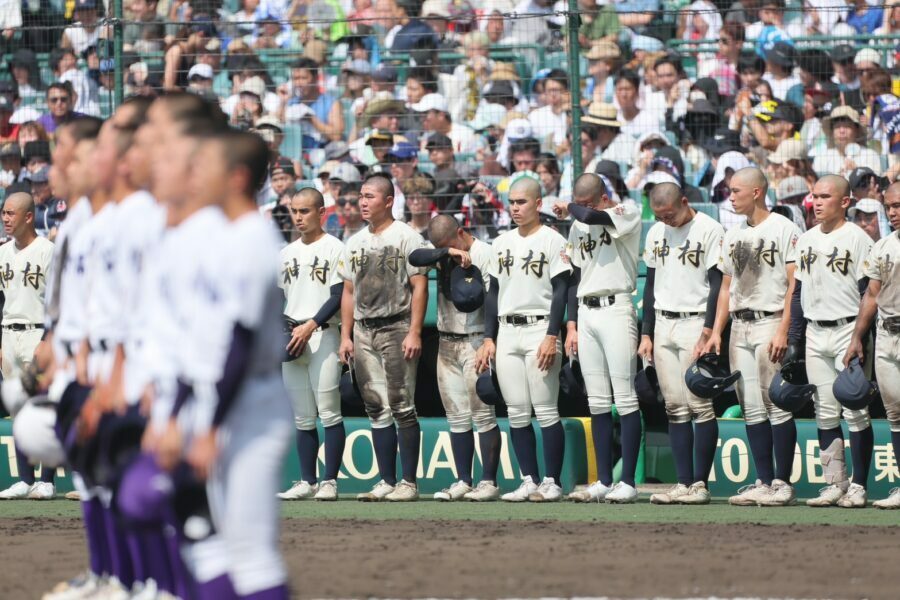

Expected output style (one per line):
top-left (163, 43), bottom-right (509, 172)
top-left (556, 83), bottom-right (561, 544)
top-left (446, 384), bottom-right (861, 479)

top-left (769, 359), bottom-right (815, 413)
top-left (560, 358), bottom-right (586, 403)
top-left (339, 361), bottom-right (364, 407)
top-left (635, 365), bottom-right (662, 405)
top-left (172, 463), bottom-right (216, 542)
top-left (282, 316), bottom-right (299, 362)
top-left (833, 358), bottom-right (879, 411)
top-left (476, 365), bottom-right (503, 406)
top-left (450, 265), bottom-right (485, 313)
top-left (96, 407), bottom-right (146, 488)
top-left (685, 353), bottom-right (741, 399)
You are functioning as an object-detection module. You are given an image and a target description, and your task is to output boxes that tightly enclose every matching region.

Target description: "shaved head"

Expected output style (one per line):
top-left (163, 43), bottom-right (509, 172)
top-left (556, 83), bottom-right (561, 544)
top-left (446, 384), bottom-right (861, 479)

top-left (5, 192), bottom-right (34, 215)
top-left (509, 176), bottom-right (542, 201)
top-left (649, 182), bottom-right (683, 207)
top-left (573, 173), bottom-right (605, 200)
top-left (294, 186), bottom-right (324, 209)
top-left (884, 181), bottom-right (900, 201)
top-left (428, 214), bottom-right (460, 246)
top-left (362, 172), bottom-right (394, 198)
top-left (815, 174), bottom-right (850, 199)
top-left (732, 167), bottom-right (769, 196)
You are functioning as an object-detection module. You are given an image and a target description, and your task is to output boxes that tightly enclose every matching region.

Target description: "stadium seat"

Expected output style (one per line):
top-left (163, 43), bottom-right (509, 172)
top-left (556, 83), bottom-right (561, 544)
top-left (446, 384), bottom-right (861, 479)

top-left (694, 203), bottom-right (719, 220)
top-left (640, 220), bottom-right (655, 249)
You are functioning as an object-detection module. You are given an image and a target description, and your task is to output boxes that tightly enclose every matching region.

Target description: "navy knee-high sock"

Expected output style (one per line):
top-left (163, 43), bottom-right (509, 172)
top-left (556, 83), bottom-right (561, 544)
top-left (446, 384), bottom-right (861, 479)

top-left (450, 431), bottom-right (475, 485)
top-left (398, 422), bottom-right (421, 483)
top-left (541, 422), bottom-right (565, 485)
top-left (296, 429), bottom-right (319, 485)
top-left (694, 419), bottom-right (719, 486)
top-left (592, 412), bottom-right (614, 486)
top-left (371, 426), bottom-right (398, 485)
top-left (850, 426), bottom-right (874, 487)
top-left (772, 419), bottom-right (797, 482)
top-left (509, 424), bottom-right (540, 482)
top-left (323, 423), bottom-right (346, 481)
top-left (668, 421), bottom-right (694, 486)
top-left (40, 465), bottom-right (55, 483)
top-left (619, 411), bottom-right (642, 487)
top-left (892, 432), bottom-right (900, 476)
top-left (818, 426), bottom-right (844, 454)
top-left (15, 445), bottom-right (34, 486)
top-left (478, 427), bottom-right (502, 483)
top-left (745, 422), bottom-right (775, 485)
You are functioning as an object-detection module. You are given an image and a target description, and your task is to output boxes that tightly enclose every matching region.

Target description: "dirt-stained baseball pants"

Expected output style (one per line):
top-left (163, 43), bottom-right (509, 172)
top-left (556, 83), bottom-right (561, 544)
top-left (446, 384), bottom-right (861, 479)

top-left (436, 335), bottom-right (497, 433)
top-left (729, 316), bottom-right (792, 426)
top-left (353, 318), bottom-right (418, 429)
top-left (653, 314), bottom-right (715, 423)
top-left (876, 324), bottom-right (900, 433)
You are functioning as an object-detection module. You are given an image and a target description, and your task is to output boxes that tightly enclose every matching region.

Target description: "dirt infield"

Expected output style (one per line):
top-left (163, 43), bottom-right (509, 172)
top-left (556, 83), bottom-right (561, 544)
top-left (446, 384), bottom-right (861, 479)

top-left (1, 517), bottom-right (899, 599)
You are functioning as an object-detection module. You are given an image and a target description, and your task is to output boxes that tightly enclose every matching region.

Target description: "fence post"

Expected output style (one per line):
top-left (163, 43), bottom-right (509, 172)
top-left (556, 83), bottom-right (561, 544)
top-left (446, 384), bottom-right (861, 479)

top-left (566, 1), bottom-right (582, 177)
top-left (113, 0), bottom-right (124, 108)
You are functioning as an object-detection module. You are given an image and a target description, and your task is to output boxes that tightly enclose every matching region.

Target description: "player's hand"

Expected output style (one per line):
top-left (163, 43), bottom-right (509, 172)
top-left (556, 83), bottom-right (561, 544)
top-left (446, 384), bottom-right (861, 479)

top-left (476, 339), bottom-right (496, 373)
top-left (447, 248), bottom-right (472, 268)
top-left (76, 397), bottom-right (102, 442)
top-left (187, 430), bottom-right (218, 481)
top-left (767, 329), bottom-right (788, 364)
top-left (552, 201), bottom-right (569, 220)
top-left (536, 335), bottom-right (558, 372)
top-left (637, 335), bottom-right (653, 362)
top-left (287, 320), bottom-right (318, 357)
top-left (75, 342), bottom-right (90, 386)
top-left (402, 331), bottom-right (422, 360)
top-left (700, 332), bottom-right (721, 357)
top-left (156, 419), bottom-right (183, 473)
top-left (338, 338), bottom-right (354, 364)
top-left (843, 336), bottom-right (865, 367)
top-left (139, 383), bottom-right (155, 418)
top-left (141, 424), bottom-right (160, 453)
top-left (564, 322), bottom-right (578, 357)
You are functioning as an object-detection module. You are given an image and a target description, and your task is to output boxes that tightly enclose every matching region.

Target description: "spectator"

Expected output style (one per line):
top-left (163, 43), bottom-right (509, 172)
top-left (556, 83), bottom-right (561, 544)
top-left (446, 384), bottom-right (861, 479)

top-left (163, 17), bottom-right (217, 91)
top-left (698, 22), bottom-right (744, 97)
top-left (681, 0), bottom-right (722, 51)
top-left (874, 1), bottom-right (900, 68)
top-left (283, 58), bottom-right (344, 150)
top-left (270, 156), bottom-right (297, 203)
top-left (625, 131), bottom-right (670, 190)
top-left (774, 175), bottom-right (809, 231)
top-left (849, 166), bottom-right (892, 237)
top-left (614, 70), bottom-right (662, 141)
top-left (38, 84), bottom-right (85, 135)
top-left (813, 105), bottom-right (882, 178)
top-left (414, 93), bottom-right (480, 154)
top-left (507, 135), bottom-right (539, 175)
top-left (0, 0), bottom-right (21, 45)
top-left (801, 82), bottom-right (839, 155)
top-left (558, 124), bottom-right (606, 199)
top-left (385, 140), bottom-right (419, 219)
top-left (789, 49), bottom-right (835, 107)
top-left (748, 0), bottom-right (795, 54)
top-left (62, 0), bottom-right (102, 56)
top-left (0, 142), bottom-right (19, 189)
top-left (646, 56), bottom-right (690, 127)
top-left (527, 68), bottom-right (569, 151)
top-left (402, 172), bottom-right (436, 237)
top-left (847, 0), bottom-right (883, 34)
top-left (231, 76), bottom-right (268, 129)
top-left (849, 198), bottom-right (886, 242)
top-left (584, 41), bottom-right (620, 105)
top-left (735, 97), bottom-right (801, 152)
top-left (51, 48), bottom-right (98, 117)
top-left (124, 0), bottom-right (165, 50)
top-left (766, 138), bottom-right (814, 191)
top-left (427, 133), bottom-right (467, 212)
top-left (615, 0), bottom-right (659, 35)
top-left (377, 0), bottom-right (438, 55)
top-left (341, 60), bottom-right (372, 108)
top-left (578, 0), bottom-right (619, 46)
top-left (0, 93), bottom-right (16, 143)
top-left (829, 45), bottom-right (865, 109)
top-left (461, 178), bottom-right (509, 240)
top-left (23, 166), bottom-right (58, 237)
top-left (326, 163), bottom-right (363, 208)
top-left (9, 50), bottom-right (43, 100)
top-left (18, 121), bottom-right (49, 149)
top-left (22, 140), bottom-right (50, 178)
top-left (860, 68), bottom-right (898, 156)
top-left (710, 150), bottom-right (752, 227)
top-left (186, 63), bottom-right (215, 98)
top-left (535, 153), bottom-right (561, 202)
top-left (404, 66), bottom-right (438, 106)
top-left (337, 184), bottom-right (366, 240)
top-left (250, 14), bottom-right (292, 49)
top-left (452, 31), bottom-right (494, 122)
top-left (653, 145), bottom-right (705, 204)
top-left (582, 102), bottom-right (633, 165)
top-left (763, 41), bottom-right (800, 102)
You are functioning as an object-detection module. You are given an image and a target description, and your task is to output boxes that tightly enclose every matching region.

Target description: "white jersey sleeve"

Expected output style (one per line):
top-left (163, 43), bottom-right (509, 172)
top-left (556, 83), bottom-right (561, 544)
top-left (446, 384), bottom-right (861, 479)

top-left (862, 231), bottom-right (900, 319)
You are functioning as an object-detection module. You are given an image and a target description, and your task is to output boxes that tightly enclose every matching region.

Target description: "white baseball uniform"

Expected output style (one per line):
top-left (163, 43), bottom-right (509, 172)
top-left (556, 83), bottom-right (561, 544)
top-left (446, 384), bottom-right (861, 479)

top-left (80, 200), bottom-right (121, 382)
top-left (567, 202), bottom-right (641, 417)
top-left (0, 235), bottom-right (53, 378)
top-left (490, 225), bottom-right (570, 428)
top-left (796, 222), bottom-right (873, 432)
top-left (719, 212), bottom-right (801, 425)
top-left (52, 199), bottom-right (92, 370)
top-left (279, 233), bottom-right (344, 431)
top-left (644, 211), bottom-right (724, 423)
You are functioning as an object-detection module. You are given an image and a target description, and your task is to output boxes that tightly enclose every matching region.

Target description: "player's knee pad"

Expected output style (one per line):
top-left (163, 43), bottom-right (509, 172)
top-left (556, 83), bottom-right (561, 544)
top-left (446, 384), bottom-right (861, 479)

top-left (446, 412), bottom-right (473, 434)
top-left (13, 401), bottom-right (65, 468)
top-left (587, 395), bottom-right (613, 415)
top-left (294, 415), bottom-right (317, 431)
top-left (845, 408), bottom-right (871, 433)
top-left (506, 404), bottom-right (532, 428)
top-left (533, 404), bottom-right (560, 428)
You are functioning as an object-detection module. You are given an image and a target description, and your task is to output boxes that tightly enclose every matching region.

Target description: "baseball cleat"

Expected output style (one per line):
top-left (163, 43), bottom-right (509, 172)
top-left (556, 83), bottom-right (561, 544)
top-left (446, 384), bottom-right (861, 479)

top-left (0, 481), bottom-right (31, 499)
top-left (567, 480), bottom-right (611, 503)
top-left (434, 480), bottom-right (473, 501)
top-left (464, 480), bottom-right (500, 502)
top-left (605, 481), bottom-right (638, 504)
top-left (758, 479), bottom-right (796, 507)
top-left (314, 479), bottom-right (338, 501)
top-left (357, 480), bottom-right (395, 502)
top-left (385, 480), bottom-right (418, 502)
top-left (873, 488), bottom-right (900, 509)
top-left (129, 578), bottom-right (158, 600)
top-left (528, 477), bottom-right (562, 502)
top-left (837, 483), bottom-right (867, 508)
top-left (94, 576), bottom-right (130, 600)
top-left (277, 480), bottom-right (317, 500)
top-left (42, 572), bottom-right (101, 600)
top-left (680, 481), bottom-right (711, 505)
top-left (805, 483), bottom-right (847, 507)
top-left (65, 491), bottom-right (81, 501)
top-left (501, 475), bottom-right (538, 502)
top-left (650, 483), bottom-right (690, 505)
top-left (28, 482), bottom-right (55, 500)
top-left (728, 480), bottom-right (771, 506)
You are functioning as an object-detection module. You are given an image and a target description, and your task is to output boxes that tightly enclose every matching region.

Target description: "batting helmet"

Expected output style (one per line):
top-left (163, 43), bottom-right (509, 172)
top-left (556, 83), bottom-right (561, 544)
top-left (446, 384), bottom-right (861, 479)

top-left (475, 365), bottom-right (503, 406)
top-left (339, 361), bottom-right (364, 407)
top-left (116, 452), bottom-right (174, 526)
top-left (172, 463), bottom-right (216, 542)
top-left (833, 358), bottom-right (879, 411)
top-left (635, 365), bottom-right (662, 405)
top-left (768, 359), bottom-right (815, 413)
top-left (560, 358), bottom-right (586, 403)
top-left (450, 265), bottom-right (486, 313)
top-left (13, 398), bottom-right (66, 468)
top-left (95, 407), bottom-right (146, 488)
top-left (684, 353), bottom-right (741, 399)
top-left (282, 316), bottom-right (299, 362)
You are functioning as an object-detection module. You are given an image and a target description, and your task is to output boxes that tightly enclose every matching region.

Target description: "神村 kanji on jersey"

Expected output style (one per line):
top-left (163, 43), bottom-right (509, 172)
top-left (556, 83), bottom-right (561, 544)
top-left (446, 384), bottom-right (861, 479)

top-left (643, 211), bottom-right (724, 313)
top-left (719, 212), bottom-right (801, 312)
top-left (863, 231), bottom-right (900, 319)
top-left (795, 222), bottom-right (872, 321)
top-left (436, 238), bottom-right (492, 335)
top-left (0, 235), bottom-right (53, 325)
top-left (279, 233), bottom-right (344, 324)
top-left (338, 221), bottom-right (428, 321)
top-left (566, 202), bottom-right (640, 298)
top-left (489, 225), bottom-right (570, 317)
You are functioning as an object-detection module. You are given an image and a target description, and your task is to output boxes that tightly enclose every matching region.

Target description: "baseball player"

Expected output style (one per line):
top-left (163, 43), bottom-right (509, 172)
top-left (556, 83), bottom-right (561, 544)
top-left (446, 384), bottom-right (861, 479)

top-left (338, 173), bottom-right (429, 502)
top-left (476, 176), bottom-right (571, 503)
top-left (703, 167), bottom-right (801, 507)
top-left (0, 192), bottom-right (55, 500)
top-left (278, 187), bottom-right (346, 501)
top-left (557, 173), bottom-right (642, 504)
top-left (409, 214), bottom-right (502, 502)
top-left (790, 175), bottom-right (874, 508)
top-left (638, 182), bottom-right (724, 505)
top-left (846, 181), bottom-right (900, 509)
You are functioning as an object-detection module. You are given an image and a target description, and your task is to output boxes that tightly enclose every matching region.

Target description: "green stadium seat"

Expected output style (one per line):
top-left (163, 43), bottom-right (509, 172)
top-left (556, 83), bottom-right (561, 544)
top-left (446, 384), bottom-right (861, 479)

top-left (693, 202), bottom-right (719, 220)
top-left (280, 124), bottom-right (303, 161)
top-left (640, 220), bottom-right (654, 249)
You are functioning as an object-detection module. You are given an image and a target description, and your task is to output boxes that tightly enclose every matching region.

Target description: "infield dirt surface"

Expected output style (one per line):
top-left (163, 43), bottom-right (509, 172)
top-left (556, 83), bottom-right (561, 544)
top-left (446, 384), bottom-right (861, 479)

top-left (1, 500), bottom-right (899, 599)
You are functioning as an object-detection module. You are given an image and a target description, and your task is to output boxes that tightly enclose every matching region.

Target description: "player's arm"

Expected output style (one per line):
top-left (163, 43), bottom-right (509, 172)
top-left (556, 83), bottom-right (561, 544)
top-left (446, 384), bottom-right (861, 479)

top-left (768, 263), bottom-right (796, 363)
top-left (701, 274), bottom-right (732, 356)
top-left (403, 274), bottom-right (427, 360)
top-left (845, 278), bottom-right (881, 366)
top-left (409, 247), bottom-right (471, 268)
top-left (565, 267), bottom-right (580, 357)
top-left (476, 276), bottom-right (499, 372)
top-left (568, 203), bottom-right (615, 227)
top-left (785, 280), bottom-right (806, 363)
top-left (638, 267), bottom-right (656, 361)
top-left (338, 279), bottom-right (355, 363)
top-left (287, 282), bottom-right (344, 357)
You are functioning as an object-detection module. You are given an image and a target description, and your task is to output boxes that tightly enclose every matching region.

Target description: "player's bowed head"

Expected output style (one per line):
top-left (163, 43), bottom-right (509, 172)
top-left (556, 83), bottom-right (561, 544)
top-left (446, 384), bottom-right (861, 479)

top-left (649, 182), bottom-right (693, 228)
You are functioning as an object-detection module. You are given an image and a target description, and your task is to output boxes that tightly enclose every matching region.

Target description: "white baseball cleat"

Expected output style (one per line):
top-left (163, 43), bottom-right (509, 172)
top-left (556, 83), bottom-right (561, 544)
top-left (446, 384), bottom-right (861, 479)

top-left (384, 480), bottom-right (418, 502)
top-left (28, 482), bottom-right (55, 500)
top-left (528, 477), bottom-right (562, 502)
top-left (758, 479), bottom-right (796, 506)
top-left (314, 479), bottom-right (338, 501)
top-left (0, 481), bottom-right (31, 499)
top-left (65, 490), bottom-right (81, 501)
top-left (277, 480), bottom-right (317, 500)
top-left (605, 481), bottom-right (638, 504)
top-left (434, 480), bottom-right (473, 501)
top-left (357, 480), bottom-right (395, 502)
top-left (42, 571), bottom-right (101, 600)
top-left (680, 481), bottom-right (711, 505)
top-left (873, 488), bottom-right (900, 510)
top-left (501, 476), bottom-right (538, 502)
top-left (837, 483), bottom-right (867, 508)
top-left (464, 480), bottom-right (500, 502)
top-left (650, 483), bottom-right (690, 505)
top-left (93, 576), bottom-right (130, 600)
top-left (805, 483), bottom-right (847, 507)
top-left (567, 481), bottom-right (611, 503)
top-left (129, 578), bottom-right (158, 600)
top-left (728, 480), bottom-right (771, 506)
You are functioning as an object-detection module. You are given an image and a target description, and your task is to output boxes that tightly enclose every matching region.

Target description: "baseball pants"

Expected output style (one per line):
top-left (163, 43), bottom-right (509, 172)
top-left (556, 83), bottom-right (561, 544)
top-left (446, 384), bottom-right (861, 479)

top-left (1, 328), bottom-right (43, 379)
top-left (653, 314), bottom-right (715, 423)
top-left (353, 318), bottom-right (418, 429)
top-left (876, 325), bottom-right (900, 432)
top-left (806, 322), bottom-right (870, 432)
top-left (578, 297), bottom-right (639, 417)
top-left (282, 328), bottom-right (343, 430)
top-left (729, 316), bottom-right (792, 426)
top-left (495, 321), bottom-right (561, 428)
top-left (436, 335), bottom-right (497, 433)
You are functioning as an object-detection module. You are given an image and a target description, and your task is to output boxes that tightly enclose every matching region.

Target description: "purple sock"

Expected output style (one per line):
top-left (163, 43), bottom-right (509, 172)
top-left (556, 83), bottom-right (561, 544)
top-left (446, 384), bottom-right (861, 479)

top-left (240, 583), bottom-right (290, 599)
top-left (125, 531), bottom-right (146, 583)
top-left (296, 429), bottom-right (319, 485)
top-left (450, 431), bottom-right (474, 485)
top-left (745, 421), bottom-right (775, 485)
top-left (142, 530), bottom-right (174, 593)
top-left (850, 426), bottom-right (874, 487)
top-left (197, 574), bottom-right (238, 600)
top-left (323, 423), bottom-right (346, 481)
top-left (478, 427), bottom-right (501, 483)
top-left (15, 444), bottom-right (35, 486)
top-left (371, 426), bottom-right (398, 485)
top-left (619, 411), bottom-right (642, 487)
top-left (82, 498), bottom-right (109, 576)
top-left (592, 413), bottom-right (614, 486)
top-left (102, 505), bottom-right (135, 587)
top-left (772, 419), bottom-right (797, 482)
top-left (694, 419), bottom-right (719, 486)
top-left (668, 421), bottom-right (694, 485)
top-left (540, 422), bottom-right (565, 485)
top-left (509, 424), bottom-right (540, 482)
top-left (398, 422), bottom-right (421, 483)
